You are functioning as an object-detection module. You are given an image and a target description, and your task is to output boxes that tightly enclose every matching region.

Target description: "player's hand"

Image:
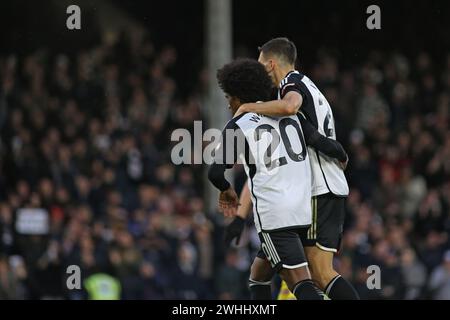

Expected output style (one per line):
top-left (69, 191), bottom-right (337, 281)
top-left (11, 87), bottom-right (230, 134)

top-left (233, 103), bottom-right (250, 118)
top-left (338, 154), bottom-right (349, 170)
top-left (219, 187), bottom-right (240, 217)
top-left (224, 216), bottom-right (246, 247)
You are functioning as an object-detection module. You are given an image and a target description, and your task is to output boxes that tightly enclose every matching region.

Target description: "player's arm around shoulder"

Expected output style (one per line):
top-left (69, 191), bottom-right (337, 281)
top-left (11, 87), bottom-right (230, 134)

top-left (234, 91), bottom-right (303, 117)
top-left (298, 113), bottom-right (349, 169)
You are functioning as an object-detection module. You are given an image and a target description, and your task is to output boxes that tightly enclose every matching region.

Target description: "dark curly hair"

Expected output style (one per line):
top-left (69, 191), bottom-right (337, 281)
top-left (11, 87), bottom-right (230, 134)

top-left (216, 58), bottom-right (273, 103)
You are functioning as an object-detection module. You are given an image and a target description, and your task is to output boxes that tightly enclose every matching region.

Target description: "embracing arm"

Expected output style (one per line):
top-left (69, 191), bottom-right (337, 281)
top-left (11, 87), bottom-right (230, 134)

top-left (299, 114), bottom-right (348, 162)
top-left (236, 91), bottom-right (302, 117)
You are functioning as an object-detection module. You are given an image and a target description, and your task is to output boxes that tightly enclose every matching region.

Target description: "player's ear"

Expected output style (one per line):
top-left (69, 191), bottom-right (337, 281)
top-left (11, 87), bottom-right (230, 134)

top-left (230, 96), bottom-right (242, 110)
top-left (267, 59), bottom-right (275, 72)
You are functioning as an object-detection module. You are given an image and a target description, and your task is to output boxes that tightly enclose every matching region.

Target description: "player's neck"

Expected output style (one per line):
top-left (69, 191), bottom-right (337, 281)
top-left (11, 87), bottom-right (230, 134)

top-left (275, 66), bottom-right (296, 85)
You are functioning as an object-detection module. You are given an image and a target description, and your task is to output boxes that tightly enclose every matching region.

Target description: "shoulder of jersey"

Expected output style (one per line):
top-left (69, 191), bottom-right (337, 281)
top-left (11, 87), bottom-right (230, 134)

top-left (233, 112), bottom-right (264, 131)
top-left (228, 112), bottom-right (251, 127)
top-left (233, 112), bottom-right (252, 122)
top-left (279, 70), bottom-right (303, 88)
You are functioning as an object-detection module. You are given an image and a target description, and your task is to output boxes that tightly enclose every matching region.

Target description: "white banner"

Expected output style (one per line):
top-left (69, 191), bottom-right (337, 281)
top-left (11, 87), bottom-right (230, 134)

top-left (15, 208), bottom-right (49, 235)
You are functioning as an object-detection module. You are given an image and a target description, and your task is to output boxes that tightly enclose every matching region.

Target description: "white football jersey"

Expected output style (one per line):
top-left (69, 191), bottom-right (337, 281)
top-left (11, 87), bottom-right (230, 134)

top-left (232, 112), bottom-right (312, 232)
top-left (278, 71), bottom-right (349, 197)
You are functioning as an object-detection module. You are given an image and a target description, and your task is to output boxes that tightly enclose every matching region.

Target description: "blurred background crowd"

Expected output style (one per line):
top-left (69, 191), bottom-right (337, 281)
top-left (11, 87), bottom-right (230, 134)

top-left (0, 0), bottom-right (449, 300)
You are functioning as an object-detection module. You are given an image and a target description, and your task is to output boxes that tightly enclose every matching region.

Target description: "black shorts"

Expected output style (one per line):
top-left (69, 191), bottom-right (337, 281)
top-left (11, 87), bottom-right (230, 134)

top-left (303, 193), bottom-right (346, 252)
top-left (256, 227), bottom-right (309, 272)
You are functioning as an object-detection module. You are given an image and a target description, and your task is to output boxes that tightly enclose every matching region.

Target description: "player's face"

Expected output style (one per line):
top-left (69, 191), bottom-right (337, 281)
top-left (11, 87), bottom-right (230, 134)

top-left (258, 52), bottom-right (277, 86)
top-left (225, 94), bottom-right (241, 114)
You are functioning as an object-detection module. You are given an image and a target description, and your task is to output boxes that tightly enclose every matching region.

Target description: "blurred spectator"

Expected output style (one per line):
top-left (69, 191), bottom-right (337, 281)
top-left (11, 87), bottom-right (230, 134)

top-left (0, 255), bottom-right (19, 299)
top-left (215, 249), bottom-right (246, 300)
top-left (428, 251), bottom-right (450, 300)
top-left (400, 248), bottom-right (427, 300)
top-left (172, 241), bottom-right (209, 299)
top-left (84, 273), bottom-right (121, 300)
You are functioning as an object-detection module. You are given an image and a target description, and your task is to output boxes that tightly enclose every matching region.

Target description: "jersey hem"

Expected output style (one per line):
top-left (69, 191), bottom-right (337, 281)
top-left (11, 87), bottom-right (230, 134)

top-left (259, 224), bottom-right (311, 233)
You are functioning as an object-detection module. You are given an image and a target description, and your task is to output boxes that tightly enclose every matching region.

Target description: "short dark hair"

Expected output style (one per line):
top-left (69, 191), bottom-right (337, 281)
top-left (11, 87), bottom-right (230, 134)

top-left (258, 37), bottom-right (297, 66)
top-left (216, 58), bottom-right (272, 103)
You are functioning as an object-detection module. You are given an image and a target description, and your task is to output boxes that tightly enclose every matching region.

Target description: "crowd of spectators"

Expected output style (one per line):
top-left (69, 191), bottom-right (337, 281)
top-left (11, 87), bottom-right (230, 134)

top-left (0, 30), bottom-right (449, 299)
top-left (322, 50), bottom-right (450, 299)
